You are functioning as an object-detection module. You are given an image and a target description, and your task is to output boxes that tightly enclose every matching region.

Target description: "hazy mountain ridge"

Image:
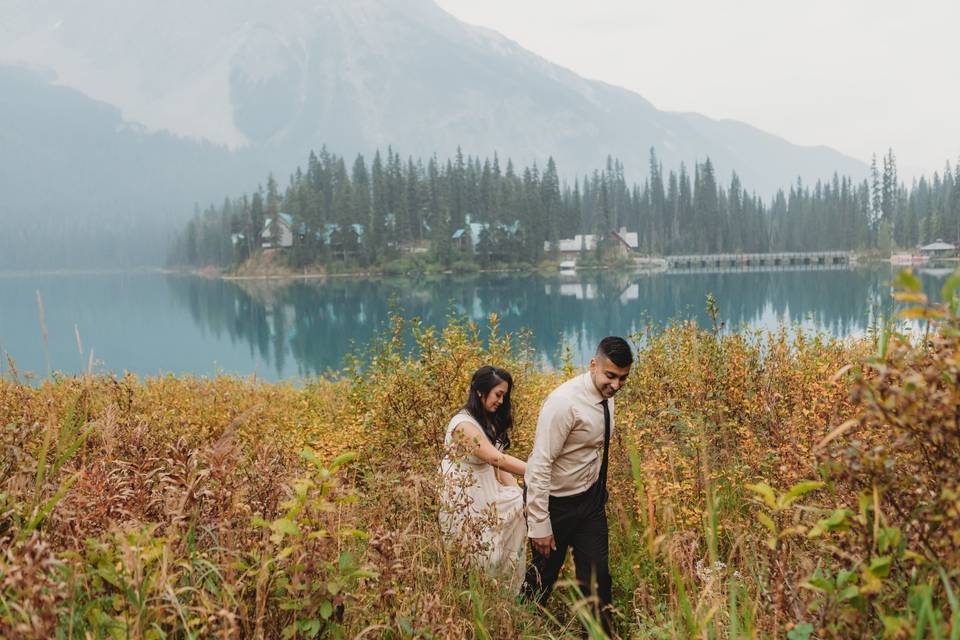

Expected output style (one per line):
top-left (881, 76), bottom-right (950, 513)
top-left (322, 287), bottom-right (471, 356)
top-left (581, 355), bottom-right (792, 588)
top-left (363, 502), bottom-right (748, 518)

top-left (1, 0), bottom-right (866, 193)
top-left (0, 65), bottom-right (263, 269)
top-left (0, 0), bottom-right (872, 268)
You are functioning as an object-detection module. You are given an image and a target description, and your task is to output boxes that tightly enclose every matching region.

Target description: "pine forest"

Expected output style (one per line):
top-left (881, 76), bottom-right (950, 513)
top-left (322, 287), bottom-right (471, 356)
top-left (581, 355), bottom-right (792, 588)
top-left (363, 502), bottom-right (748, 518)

top-left (169, 147), bottom-right (960, 271)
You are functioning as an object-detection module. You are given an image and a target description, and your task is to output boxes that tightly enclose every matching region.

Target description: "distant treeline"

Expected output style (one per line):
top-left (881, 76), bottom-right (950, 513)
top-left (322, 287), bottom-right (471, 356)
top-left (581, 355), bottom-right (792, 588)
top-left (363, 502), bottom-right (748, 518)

top-left (168, 146), bottom-right (960, 269)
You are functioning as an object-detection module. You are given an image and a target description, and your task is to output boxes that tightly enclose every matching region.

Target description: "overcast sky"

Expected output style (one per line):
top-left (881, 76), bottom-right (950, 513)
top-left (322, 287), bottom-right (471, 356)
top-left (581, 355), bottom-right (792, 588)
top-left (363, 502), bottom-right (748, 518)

top-left (436, 0), bottom-right (959, 181)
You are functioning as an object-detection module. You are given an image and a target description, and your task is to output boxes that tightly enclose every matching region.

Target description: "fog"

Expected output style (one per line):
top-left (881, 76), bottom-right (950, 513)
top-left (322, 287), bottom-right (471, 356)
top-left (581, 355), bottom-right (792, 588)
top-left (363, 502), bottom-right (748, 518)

top-left (4, 0), bottom-right (952, 269)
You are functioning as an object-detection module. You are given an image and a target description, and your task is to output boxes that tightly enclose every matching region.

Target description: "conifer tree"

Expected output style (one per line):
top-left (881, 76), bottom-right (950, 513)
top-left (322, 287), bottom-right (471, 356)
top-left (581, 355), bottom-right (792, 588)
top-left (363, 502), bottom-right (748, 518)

top-left (266, 175), bottom-right (282, 247)
top-left (728, 173), bottom-right (744, 252)
top-left (250, 188), bottom-right (265, 256)
top-left (542, 157), bottom-right (562, 259)
top-left (870, 154), bottom-right (882, 232)
top-left (351, 156), bottom-right (372, 258)
top-left (332, 159), bottom-right (354, 260)
top-left (370, 151), bottom-right (388, 262)
top-left (881, 148), bottom-right (897, 226)
top-left (452, 147), bottom-right (466, 229)
top-left (648, 148), bottom-right (666, 253)
top-left (427, 157), bottom-right (451, 265)
top-left (678, 164), bottom-right (693, 250)
top-left (404, 158), bottom-right (421, 242)
top-left (479, 159), bottom-right (493, 224)
top-left (666, 170), bottom-right (680, 249)
top-left (594, 171), bottom-right (612, 260)
top-left (694, 159), bottom-right (719, 253)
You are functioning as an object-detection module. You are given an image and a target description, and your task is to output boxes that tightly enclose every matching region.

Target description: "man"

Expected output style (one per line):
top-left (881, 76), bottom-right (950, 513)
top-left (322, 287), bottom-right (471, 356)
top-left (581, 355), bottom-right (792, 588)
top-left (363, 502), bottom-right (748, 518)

top-left (522, 336), bottom-right (632, 636)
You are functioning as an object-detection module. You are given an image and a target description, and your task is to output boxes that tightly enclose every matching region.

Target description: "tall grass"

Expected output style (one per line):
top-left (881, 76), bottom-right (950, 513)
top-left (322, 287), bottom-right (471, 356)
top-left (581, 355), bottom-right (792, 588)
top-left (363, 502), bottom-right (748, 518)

top-left (1, 277), bottom-right (958, 638)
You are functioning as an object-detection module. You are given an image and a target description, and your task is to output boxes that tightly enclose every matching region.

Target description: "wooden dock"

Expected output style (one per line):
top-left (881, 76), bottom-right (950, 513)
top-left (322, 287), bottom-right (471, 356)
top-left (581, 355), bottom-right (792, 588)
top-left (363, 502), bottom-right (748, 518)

top-left (665, 251), bottom-right (853, 271)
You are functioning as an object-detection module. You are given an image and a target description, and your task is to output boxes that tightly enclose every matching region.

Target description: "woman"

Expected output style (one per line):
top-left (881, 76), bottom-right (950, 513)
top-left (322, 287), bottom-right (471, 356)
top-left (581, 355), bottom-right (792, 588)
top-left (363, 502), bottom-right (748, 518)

top-left (439, 365), bottom-right (527, 593)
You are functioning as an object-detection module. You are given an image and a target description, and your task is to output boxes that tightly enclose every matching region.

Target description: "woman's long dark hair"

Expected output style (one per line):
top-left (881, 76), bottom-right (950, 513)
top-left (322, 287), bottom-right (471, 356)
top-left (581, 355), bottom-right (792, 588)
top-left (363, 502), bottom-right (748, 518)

top-left (463, 365), bottom-right (514, 450)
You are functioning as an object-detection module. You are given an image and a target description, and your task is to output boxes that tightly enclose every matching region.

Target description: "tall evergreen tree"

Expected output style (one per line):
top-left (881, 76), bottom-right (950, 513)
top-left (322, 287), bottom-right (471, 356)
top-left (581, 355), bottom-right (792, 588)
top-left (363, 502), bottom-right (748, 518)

top-left (427, 157), bottom-right (451, 264)
top-left (266, 175), bottom-right (282, 247)
top-left (542, 157), bottom-right (562, 258)
top-left (369, 151), bottom-right (388, 262)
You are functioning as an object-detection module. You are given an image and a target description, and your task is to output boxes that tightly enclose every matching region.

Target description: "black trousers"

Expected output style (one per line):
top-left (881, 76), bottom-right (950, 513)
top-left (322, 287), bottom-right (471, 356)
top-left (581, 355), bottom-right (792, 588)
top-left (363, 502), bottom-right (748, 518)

top-left (522, 481), bottom-right (613, 636)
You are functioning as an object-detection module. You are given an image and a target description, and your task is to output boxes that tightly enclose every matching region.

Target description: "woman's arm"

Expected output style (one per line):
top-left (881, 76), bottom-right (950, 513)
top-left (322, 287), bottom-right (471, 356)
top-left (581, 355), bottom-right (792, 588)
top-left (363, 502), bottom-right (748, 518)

top-left (495, 466), bottom-right (519, 487)
top-left (452, 422), bottom-right (526, 476)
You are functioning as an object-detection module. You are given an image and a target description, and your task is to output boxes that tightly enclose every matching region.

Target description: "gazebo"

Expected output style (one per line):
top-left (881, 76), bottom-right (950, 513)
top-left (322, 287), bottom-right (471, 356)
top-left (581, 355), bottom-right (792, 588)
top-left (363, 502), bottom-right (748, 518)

top-left (919, 239), bottom-right (957, 258)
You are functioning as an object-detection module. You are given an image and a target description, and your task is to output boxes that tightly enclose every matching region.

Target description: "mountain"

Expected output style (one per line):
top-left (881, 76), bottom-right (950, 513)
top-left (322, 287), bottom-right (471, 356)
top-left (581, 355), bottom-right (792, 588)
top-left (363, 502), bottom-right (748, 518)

top-left (1, 0), bottom-right (866, 190)
top-left (0, 0), bottom-right (868, 268)
top-left (0, 65), bottom-right (265, 269)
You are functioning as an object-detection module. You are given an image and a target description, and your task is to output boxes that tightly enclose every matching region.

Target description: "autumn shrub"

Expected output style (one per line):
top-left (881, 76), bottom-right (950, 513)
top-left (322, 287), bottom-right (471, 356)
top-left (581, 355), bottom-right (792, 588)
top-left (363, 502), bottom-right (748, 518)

top-left (724, 270), bottom-right (960, 639)
top-left (0, 315), bottom-right (565, 639)
top-left (608, 298), bottom-right (869, 638)
top-left (791, 270), bottom-right (960, 638)
top-left (2, 277), bottom-right (959, 639)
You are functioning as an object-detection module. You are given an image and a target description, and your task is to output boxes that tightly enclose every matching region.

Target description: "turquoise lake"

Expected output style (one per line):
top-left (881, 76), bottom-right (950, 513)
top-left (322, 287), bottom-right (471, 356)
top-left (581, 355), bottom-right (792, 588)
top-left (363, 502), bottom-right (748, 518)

top-left (0, 265), bottom-right (951, 382)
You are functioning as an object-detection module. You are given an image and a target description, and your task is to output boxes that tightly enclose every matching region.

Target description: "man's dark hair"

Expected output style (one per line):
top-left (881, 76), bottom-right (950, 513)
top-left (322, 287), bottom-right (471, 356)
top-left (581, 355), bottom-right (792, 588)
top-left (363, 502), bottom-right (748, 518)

top-left (596, 336), bottom-right (633, 368)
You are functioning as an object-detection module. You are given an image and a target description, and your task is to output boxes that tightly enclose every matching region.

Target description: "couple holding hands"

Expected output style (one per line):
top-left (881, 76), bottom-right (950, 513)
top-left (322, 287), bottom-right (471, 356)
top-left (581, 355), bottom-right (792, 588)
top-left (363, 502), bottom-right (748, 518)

top-left (439, 336), bottom-right (633, 637)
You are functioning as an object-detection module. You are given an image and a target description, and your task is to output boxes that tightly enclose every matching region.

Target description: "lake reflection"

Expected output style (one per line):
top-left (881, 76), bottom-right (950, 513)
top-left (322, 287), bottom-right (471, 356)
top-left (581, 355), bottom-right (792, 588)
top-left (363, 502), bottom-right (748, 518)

top-left (164, 266), bottom-right (900, 379)
top-left (1, 265), bottom-right (948, 381)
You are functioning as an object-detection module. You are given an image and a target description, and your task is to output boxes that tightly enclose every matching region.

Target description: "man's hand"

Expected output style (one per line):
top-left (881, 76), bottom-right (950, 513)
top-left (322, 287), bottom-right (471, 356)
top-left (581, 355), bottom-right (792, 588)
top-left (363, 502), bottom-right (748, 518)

top-left (531, 534), bottom-right (556, 556)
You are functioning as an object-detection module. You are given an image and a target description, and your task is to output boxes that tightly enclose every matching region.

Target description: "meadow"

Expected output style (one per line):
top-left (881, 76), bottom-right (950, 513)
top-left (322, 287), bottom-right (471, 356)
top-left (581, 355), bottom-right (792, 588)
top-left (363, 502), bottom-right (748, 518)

top-left (1, 271), bottom-right (958, 639)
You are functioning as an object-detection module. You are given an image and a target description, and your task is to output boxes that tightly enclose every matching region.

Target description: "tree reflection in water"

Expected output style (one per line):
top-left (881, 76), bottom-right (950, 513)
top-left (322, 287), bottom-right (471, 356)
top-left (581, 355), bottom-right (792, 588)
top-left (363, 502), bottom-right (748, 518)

top-left (166, 265), bottom-right (911, 380)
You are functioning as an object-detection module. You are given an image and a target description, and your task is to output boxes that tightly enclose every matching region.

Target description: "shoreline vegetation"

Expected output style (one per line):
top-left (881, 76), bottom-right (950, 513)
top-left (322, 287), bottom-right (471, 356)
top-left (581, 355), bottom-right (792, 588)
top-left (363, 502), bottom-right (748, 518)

top-left (173, 252), bottom-right (655, 281)
top-left (2, 277), bottom-right (958, 638)
top-left (171, 251), bottom-right (916, 282)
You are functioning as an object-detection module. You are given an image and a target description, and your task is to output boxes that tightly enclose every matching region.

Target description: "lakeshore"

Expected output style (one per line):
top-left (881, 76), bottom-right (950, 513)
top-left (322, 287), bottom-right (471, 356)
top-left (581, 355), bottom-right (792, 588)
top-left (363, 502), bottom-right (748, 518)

top-left (174, 250), bottom-right (930, 282)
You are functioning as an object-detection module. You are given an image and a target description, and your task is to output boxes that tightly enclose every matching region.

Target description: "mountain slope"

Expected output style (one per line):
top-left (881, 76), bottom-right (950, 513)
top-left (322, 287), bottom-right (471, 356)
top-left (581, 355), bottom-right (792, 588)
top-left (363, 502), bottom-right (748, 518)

top-left (0, 0), bottom-right (866, 197)
top-left (0, 65), bottom-right (263, 269)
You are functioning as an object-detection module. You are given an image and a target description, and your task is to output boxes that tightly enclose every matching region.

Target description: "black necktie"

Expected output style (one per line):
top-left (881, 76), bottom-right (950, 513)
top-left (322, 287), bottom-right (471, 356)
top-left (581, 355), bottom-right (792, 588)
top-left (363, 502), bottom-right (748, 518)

top-left (599, 398), bottom-right (611, 491)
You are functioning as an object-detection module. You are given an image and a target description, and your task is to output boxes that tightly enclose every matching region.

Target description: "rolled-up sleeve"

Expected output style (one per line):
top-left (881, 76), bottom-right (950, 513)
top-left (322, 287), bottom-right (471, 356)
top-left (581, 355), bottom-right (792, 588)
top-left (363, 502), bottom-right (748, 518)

top-left (525, 396), bottom-right (575, 538)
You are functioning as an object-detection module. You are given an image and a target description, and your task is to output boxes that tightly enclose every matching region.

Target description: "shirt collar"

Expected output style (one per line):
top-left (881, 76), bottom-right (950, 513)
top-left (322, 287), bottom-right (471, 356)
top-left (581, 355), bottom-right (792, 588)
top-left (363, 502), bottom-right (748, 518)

top-left (580, 371), bottom-right (605, 404)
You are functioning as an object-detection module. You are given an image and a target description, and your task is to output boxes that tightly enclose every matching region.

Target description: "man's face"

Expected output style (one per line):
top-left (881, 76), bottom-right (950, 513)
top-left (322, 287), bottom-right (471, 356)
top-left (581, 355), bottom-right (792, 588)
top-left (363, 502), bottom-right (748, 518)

top-left (589, 354), bottom-right (631, 398)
